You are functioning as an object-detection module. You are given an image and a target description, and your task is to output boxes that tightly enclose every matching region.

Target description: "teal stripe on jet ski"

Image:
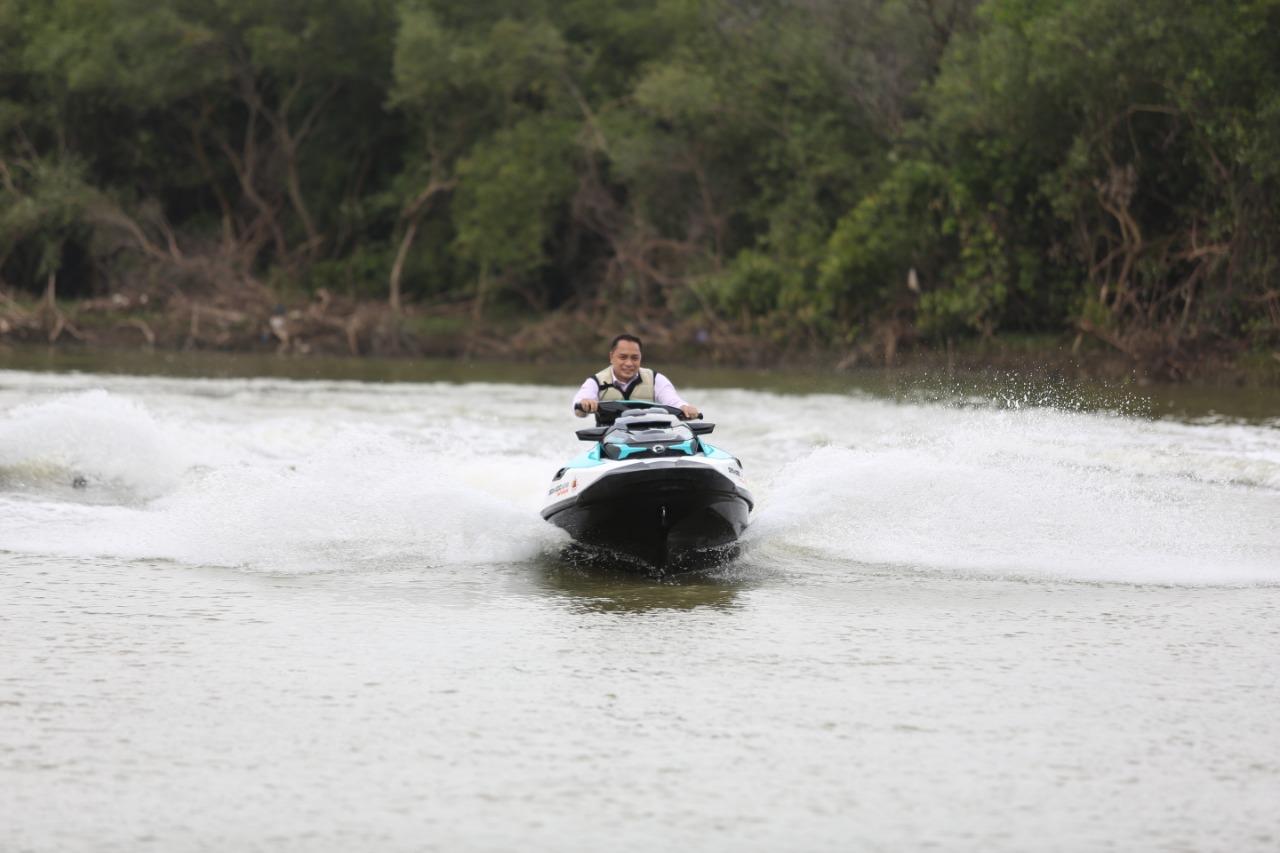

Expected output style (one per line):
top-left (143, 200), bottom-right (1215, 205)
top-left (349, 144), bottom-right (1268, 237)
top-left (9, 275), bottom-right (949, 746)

top-left (699, 441), bottom-right (734, 460)
top-left (564, 446), bottom-right (605, 468)
top-left (615, 440), bottom-right (694, 459)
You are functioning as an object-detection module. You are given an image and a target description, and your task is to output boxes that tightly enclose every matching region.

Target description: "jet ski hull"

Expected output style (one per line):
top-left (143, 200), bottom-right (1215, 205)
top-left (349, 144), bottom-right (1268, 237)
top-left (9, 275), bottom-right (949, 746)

top-left (541, 459), bottom-right (752, 568)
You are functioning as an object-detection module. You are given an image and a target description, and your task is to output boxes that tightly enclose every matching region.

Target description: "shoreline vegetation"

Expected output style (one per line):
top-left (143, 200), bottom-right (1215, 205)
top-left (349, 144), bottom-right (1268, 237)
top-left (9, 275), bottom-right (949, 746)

top-left (1, 283), bottom-right (1270, 387)
top-left (2, 1), bottom-right (1278, 386)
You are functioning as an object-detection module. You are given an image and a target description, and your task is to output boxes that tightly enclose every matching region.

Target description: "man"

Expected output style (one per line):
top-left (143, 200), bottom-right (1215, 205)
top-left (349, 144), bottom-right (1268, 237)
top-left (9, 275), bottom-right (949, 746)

top-left (573, 334), bottom-right (699, 419)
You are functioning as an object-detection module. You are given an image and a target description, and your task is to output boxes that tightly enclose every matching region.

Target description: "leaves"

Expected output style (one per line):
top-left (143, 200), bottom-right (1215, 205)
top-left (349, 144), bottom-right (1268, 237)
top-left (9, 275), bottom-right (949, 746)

top-left (452, 115), bottom-right (578, 275)
top-left (0, 0), bottom-right (1276, 361)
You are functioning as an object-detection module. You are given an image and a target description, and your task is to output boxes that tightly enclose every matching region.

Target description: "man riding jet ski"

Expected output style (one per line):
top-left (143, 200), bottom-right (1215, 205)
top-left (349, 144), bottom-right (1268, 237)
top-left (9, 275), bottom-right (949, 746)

top-left (572, 334), bottom-right (699, 422)
top-left (541, 400), bottom-right (754, 570)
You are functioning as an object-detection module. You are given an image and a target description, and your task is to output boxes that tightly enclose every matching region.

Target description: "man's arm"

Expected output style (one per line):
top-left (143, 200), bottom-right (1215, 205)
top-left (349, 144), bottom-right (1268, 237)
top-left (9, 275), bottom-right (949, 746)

top-left (654, 374), bottom-right (698, 419)
top-left (572, 377), bottom-right (600, 417)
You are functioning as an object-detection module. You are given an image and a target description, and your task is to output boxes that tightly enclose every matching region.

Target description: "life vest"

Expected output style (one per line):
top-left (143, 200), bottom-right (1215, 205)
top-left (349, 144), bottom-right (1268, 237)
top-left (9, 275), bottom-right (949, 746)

top-left (593, 367), bottom-right (655, 402)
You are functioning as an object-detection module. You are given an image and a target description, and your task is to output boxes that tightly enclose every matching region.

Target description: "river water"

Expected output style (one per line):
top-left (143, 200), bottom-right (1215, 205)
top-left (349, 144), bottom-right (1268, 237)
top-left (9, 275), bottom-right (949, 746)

top-left (2, 357), bottom-right (1278, 852)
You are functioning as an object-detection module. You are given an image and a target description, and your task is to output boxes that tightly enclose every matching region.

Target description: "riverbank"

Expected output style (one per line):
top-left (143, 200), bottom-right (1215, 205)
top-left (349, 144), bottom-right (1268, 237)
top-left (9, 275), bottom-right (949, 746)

top-left (2, 286), bottom-right (1276, 387)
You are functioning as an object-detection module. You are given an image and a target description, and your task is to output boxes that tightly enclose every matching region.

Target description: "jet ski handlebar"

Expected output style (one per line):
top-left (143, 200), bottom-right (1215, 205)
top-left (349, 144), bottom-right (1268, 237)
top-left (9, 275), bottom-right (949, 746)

top-left (574, 400), bottom-right (703, 422)
top-left (573, 401), bottom-right (714, 442)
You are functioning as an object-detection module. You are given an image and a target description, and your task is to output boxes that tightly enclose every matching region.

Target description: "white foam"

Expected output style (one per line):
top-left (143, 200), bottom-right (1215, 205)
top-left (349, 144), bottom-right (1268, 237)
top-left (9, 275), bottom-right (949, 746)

top-left (743, 403), bottom-right (1280, 585)
top-left (2, 432), bottom-right (565, 573)
top-left (1, 375), bottom-right (1275, 584)
top-left (0, 389), bottom-right (201, 501)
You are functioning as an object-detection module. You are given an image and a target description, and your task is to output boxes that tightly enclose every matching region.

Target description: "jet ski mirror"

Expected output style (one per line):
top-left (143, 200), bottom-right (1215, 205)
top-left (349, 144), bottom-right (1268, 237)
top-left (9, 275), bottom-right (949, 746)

top-left (688, 422), bottom-right (715, 435)
top-left (575, 426), bottom-right (608, 442)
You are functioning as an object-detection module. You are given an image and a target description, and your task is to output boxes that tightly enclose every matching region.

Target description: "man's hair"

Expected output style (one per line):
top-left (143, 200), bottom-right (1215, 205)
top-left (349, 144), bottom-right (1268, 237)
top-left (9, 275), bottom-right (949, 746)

top-left (609, 334), bottom-right (642, 353)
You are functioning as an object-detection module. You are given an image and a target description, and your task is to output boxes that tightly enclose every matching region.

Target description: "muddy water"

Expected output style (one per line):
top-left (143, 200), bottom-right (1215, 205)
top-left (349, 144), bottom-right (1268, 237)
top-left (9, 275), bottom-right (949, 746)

top-left (1, 359), bottom-right (1277, 851)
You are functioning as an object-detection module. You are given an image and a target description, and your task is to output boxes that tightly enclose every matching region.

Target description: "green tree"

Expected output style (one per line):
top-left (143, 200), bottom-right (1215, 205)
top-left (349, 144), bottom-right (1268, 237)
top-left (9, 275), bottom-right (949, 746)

top-left (4, 0), bottom-right (398, 296)
top-left (913, 0), bottom-right (1280, 363)
top-left (388, 7), bottom-right (577, 314)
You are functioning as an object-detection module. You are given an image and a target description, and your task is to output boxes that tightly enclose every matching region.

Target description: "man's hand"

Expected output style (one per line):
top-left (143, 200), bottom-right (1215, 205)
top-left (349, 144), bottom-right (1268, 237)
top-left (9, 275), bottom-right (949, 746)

top-left (679, 404), bottom-right (699, 419)
top-left (575, 399), bottom-right (598, 417)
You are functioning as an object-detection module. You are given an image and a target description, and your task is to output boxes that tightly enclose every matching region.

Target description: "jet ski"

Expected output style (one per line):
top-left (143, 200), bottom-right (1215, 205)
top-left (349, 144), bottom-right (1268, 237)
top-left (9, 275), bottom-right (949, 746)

top-left (541, 400), bottom-right (754, 569)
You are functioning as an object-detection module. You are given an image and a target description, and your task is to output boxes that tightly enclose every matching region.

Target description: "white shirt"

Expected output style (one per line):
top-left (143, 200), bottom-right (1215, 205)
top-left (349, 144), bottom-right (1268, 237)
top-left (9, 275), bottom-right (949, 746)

top-left (573, 369), bottom-right (688, 410)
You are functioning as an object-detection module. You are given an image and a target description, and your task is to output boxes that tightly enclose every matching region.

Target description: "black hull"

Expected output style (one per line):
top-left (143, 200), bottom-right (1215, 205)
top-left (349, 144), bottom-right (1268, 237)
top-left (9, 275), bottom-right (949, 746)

top-left (542, 461), bottom-right (752, 568)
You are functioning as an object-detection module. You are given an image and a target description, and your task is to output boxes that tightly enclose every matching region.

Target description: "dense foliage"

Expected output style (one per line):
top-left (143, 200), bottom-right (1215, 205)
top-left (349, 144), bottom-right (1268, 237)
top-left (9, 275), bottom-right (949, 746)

top-left (2, 0), bottom-right (1277, 368)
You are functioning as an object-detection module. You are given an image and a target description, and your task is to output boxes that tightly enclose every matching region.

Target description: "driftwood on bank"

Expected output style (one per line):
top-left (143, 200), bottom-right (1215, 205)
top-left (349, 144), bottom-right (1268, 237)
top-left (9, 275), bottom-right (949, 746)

top-left (0, 276), bottom-right (1270, 385)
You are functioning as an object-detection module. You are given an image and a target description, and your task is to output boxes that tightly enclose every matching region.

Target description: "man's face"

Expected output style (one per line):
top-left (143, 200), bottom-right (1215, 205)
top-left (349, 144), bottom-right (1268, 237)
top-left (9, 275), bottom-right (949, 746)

top-left (610, 340), bottom-right (642, 382)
